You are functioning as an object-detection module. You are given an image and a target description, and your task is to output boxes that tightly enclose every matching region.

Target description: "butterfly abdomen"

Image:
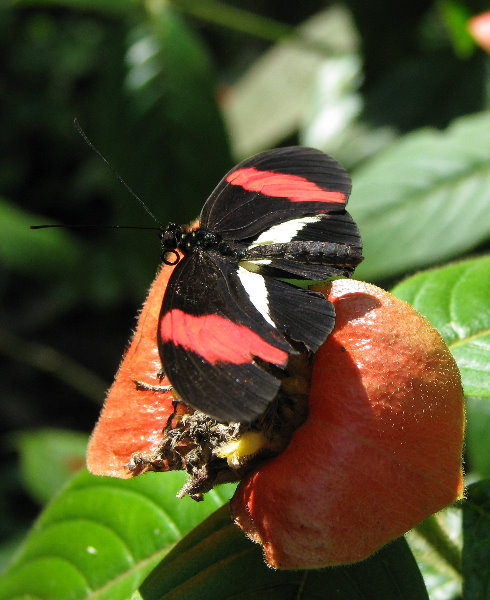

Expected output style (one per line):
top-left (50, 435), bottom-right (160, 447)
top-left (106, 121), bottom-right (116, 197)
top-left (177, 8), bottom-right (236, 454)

top-left (245, 240), bottom-right (363, 269)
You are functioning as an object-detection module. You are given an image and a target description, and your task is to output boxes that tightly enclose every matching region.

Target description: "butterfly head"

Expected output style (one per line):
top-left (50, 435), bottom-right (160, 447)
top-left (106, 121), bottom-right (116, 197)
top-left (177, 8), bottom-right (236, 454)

top-left (160, 223), bottom-right (183, 265)
top-left (160, 224), bottom-right (230, 265)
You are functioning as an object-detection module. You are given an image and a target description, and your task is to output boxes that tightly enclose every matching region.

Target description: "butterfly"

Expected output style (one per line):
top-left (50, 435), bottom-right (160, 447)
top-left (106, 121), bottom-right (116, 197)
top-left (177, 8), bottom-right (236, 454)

top-left (157, 146), bottom-right (363, 424)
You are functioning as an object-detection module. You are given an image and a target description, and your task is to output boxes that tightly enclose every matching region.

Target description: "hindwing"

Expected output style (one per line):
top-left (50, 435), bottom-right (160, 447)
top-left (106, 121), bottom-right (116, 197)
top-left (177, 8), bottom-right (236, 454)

top-left (158, 250), bottom-right (335, 423)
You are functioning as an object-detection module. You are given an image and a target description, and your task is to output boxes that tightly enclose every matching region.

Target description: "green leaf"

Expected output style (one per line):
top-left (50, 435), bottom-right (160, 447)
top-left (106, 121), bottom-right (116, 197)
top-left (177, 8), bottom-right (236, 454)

top-left (439, 0), bottom-right (475, 58)
top-left (170, 0), bottom-right (293, 42)
top-left (140, 505), bottom-right (429, 599)
top-left (14, 0), bottom-right (137, 16)
top-left (350, 112), bottom-right (490, 281)
top-left (0, 198), bottom-right (81, 278)
top-left (406, 508), bottom-right (462, 600)
top-left (222, 6), bottom-right (359, 159)
top-left (0, 470), bottom-right (235, 600)
top-left (300, 50), bottom-right (397, 170)
top-left (300, 54), bottom-right (364, 156)
top-left (15, 429), bottom-right (89, 505)
top-left (462, 480), bottom-right (490, 600)
top-left (121, 4), bottom-right (231, 225)
top-left (465, 396), bottom-right (490, 477)
top-left (0, 535), bottom-right (25, 577)
top-left (391, 255), bottom-right (490, 399)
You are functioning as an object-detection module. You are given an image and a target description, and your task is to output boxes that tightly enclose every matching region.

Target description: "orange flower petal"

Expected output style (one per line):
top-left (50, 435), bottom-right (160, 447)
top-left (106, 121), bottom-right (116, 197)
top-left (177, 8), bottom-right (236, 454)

top-left (87, 263), bottom-right (175, 478)
top-left (231, 279), bottom-right (464, 569)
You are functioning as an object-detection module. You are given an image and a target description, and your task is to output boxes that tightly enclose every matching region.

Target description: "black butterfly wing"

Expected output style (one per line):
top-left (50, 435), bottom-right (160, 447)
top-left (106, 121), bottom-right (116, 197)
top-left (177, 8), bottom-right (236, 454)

top-left (200, 146), bottom-right (352, 241)
top-left (158, 250), bottom-right (334, 424)
top-left (200, 146), bottom-right (362, 280)
top-left (158, 146), bottom-right (362, 423)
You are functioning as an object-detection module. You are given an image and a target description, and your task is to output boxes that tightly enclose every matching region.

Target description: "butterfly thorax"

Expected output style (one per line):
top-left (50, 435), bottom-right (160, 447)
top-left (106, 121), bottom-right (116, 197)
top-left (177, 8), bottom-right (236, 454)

top-left (160, 223), bottom-right (245, 265)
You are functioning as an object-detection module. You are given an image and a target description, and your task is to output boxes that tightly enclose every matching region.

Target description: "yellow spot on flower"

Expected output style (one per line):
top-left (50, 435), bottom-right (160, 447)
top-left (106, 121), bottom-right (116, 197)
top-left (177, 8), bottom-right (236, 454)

top-left (215, 432), bottom-right (268, 468)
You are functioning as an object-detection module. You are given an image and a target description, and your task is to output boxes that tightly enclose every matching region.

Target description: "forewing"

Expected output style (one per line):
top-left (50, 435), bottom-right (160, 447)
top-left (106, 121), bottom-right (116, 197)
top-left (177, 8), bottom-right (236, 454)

top-left (158, 251), bottom-right (295, 423)
top-left (200, 146), bottom-right (351, 241)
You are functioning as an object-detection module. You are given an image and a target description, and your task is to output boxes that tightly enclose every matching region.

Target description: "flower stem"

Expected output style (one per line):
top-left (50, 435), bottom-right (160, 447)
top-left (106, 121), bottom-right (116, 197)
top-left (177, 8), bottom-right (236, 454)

top-left (0, 329), bottom-right (107, 404)
top-left (414, 513), bottom-right (462, 574)
top-left (168, 0), bottom-right (293, 42)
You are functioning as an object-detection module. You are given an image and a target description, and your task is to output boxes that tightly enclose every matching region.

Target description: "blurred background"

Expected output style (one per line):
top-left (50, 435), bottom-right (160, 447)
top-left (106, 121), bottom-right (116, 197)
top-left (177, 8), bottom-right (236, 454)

top-left (1, 0), bottom-right (489, 569)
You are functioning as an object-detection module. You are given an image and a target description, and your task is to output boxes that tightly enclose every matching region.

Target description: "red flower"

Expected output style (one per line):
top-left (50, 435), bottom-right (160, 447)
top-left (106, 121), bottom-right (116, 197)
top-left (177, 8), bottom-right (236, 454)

top-left (232, 279), bottom-right (464, 568)
top-left (87, 263), bottom-right (176, 478)
top-left (87, 265), bottom-right (464, 568)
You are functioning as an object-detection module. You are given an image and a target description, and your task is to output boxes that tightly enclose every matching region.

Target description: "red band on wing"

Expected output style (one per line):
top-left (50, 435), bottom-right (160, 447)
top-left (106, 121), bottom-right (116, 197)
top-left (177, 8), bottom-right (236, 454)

top-left (227, 167), bottom-right (346, 204)
top-left (160, 309), bottom-right (288, 366)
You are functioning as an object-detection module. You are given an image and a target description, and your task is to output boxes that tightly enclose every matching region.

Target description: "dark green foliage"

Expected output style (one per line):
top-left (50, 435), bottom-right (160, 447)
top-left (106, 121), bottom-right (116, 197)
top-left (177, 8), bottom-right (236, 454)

top-left (1, 1), bottom-right (489, 598)
top-left (463, 480), bottom-right (490, 600)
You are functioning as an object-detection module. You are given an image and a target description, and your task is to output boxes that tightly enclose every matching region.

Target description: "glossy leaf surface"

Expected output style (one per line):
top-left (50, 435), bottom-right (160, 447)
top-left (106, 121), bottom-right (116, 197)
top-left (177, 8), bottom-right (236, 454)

top-left (350, 113), bottom-right (490, 281)
top-left (0, 470), bottom-right (235, 600)
top-left (391, 255), bottom-right (490, 399)
top-left (16, 428), bottom-right (89, 505)
top-left (140, 505), bottom-right (429, 600)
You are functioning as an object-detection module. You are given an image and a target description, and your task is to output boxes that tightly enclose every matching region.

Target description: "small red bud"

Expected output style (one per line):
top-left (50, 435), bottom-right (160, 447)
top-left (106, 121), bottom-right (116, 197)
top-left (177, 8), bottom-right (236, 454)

top-left (468, 11), bottom-right (490, 53)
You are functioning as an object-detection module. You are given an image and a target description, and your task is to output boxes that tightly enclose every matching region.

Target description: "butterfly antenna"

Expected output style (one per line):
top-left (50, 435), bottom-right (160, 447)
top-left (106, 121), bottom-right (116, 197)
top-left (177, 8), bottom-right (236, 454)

top-left (30, 224), bottom-right (160, 230)
top-left (73, 118), bottom-right (160, 225)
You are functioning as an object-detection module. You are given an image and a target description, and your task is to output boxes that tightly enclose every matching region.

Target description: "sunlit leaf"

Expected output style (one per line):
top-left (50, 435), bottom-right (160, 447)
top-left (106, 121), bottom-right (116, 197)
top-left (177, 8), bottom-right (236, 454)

top-left (0, 470), bottom-right (235, 600)
top-left (465, 396), bottom-right (490, 478)
top-left (0, 535), bottom-right (25, 577)
top-left (391, 256), bottom-right (490, 399)
top-left (350, 112), bottom-right (490, 281)
top-left (300, 55), bottom-right (362, 151)
top-left (222, 6), bottom-right (358, 159)
top-left (406, 508), bottom-right (462, 600)
top-left (300, 50), bottom-right (397, 169)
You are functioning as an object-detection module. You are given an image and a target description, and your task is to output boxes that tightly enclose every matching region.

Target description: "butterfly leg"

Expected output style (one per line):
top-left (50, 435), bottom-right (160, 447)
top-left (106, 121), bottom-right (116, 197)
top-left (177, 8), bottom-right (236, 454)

top-left (132, 379), bottom-right (173, 392)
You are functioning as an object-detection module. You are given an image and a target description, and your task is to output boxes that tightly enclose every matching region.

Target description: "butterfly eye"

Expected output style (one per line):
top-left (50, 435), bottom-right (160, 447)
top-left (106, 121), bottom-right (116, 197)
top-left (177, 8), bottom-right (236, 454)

top-left (160, 223), bottom-right (182, 248)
